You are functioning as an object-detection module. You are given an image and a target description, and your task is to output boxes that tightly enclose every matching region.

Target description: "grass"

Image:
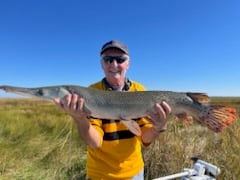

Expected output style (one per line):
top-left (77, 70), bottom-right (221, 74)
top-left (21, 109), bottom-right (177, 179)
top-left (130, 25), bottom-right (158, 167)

top-left (144, 97), bottom-right (240, 179)
top-left (0, 99), bottom-right (87, 179)
top-left (0, 97), bottom-right (239, 179)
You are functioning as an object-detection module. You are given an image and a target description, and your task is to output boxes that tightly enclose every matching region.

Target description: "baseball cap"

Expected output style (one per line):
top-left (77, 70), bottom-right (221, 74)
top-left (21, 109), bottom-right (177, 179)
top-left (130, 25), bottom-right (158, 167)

top-left (100, 40), bottom-right (129, 55)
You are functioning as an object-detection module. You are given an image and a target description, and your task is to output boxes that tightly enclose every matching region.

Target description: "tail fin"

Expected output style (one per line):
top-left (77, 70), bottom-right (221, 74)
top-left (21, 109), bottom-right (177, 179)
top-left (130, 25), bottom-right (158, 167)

top-left (200, 105), bottom-right (237, 133)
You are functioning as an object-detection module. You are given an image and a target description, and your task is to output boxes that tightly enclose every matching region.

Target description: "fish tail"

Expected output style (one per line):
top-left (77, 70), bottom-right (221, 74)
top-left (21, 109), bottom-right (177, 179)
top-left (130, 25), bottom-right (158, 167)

top-left (200, 105), bottom-right (237, 133)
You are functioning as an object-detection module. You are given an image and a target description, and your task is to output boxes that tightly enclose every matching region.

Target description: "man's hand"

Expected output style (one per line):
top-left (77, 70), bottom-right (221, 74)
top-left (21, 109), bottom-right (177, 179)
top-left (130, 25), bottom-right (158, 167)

top-left (53, 94), bottom-right (88, 120)
top-left (53, 94), bottom-right (101, 148)
top-left (147, 101), bottom-right (171, 132)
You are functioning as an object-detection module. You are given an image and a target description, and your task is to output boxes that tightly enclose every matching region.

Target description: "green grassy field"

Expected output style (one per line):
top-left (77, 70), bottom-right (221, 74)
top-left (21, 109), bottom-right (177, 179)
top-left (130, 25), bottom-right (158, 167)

top-left (0, 97), bottom-right (239, 179)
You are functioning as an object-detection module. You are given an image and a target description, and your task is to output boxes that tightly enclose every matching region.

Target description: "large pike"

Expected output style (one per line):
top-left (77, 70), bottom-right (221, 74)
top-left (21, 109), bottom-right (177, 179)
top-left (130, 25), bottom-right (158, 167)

top-left (0, 85), bottom-right (237, 135)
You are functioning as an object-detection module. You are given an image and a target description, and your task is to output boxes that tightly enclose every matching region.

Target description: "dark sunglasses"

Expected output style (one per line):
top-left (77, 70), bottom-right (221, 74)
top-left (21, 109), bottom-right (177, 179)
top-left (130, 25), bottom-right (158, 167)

top-left (102, 55), bottom-right (128, 64)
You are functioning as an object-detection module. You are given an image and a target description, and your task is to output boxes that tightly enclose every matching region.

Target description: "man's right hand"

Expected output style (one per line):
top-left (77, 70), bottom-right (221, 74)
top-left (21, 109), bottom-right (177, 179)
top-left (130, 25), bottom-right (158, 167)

top-left (54, 94), bottom-right (101, 148)
top-left (53, 94), bottom-right (88, 120)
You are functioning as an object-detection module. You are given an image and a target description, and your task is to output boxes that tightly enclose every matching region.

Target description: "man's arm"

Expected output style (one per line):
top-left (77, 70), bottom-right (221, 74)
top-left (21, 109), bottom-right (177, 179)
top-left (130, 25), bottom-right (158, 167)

top-left (53, 94), bottom-right (101, 148)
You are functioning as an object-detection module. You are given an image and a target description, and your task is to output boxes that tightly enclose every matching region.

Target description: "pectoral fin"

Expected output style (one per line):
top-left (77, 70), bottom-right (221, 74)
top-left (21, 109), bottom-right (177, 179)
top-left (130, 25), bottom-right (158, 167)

top-left (121, 119), bottom-right (142, 136)
top-left (176, 113), bottom-right (194, 125)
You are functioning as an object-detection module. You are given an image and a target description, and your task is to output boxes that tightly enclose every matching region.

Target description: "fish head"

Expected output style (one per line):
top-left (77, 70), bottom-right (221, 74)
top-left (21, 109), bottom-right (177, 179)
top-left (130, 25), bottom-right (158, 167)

top-left (28, 87), bottom-right (70, 99)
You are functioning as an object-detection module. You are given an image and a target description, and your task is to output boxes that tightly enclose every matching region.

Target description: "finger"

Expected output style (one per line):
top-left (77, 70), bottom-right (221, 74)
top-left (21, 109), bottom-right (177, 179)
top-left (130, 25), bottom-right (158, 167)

top-left (161, 101), bottom-right (171, 115)
top-left (53, 98), bottom-right (60, 105)
top-left (53, 98), bottom-right (63, 108)
top-left (70, 94), bottom-right (78, 110)
top-left (155, 103), bottom-right (167, 120)
top-left (65, 94), bottom-right (72, 107)
top-left (146, 111), bottom-right (158, 121)
top-left (77, 98), bottom-right (85, 111)
top-left (60, 94), bottom-right (72, 109)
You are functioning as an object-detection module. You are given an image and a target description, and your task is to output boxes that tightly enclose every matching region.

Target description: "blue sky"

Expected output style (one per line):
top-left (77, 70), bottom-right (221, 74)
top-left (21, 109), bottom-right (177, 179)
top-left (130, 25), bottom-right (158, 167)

top-left (0, 0), bottom-right (239, 97)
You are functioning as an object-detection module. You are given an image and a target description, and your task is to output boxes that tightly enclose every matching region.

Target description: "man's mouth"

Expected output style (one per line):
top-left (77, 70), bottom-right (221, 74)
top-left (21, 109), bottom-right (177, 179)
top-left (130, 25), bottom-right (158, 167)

top-left (109, 69), bottom-right (120, 74)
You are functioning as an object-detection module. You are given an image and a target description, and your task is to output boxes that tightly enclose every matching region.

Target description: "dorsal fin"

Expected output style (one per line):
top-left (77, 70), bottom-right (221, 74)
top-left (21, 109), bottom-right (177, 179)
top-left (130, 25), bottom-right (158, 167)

top-left (187, 92), bottom-right (210, 104)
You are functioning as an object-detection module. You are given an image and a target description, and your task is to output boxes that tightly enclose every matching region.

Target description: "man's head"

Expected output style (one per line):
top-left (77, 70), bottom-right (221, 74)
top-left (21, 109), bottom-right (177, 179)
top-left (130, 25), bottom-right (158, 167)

top-left (100, 40), bottom-right (130, 88)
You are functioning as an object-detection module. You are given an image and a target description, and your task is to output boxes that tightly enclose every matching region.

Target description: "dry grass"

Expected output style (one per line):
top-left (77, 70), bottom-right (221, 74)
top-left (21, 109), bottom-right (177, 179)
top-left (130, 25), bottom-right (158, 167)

top-left (144, 97), bottom-right (240, 179)
top-left (0, 97), bottom-right (239, 179)
top-left (0, 99), bottom-right (87, 179)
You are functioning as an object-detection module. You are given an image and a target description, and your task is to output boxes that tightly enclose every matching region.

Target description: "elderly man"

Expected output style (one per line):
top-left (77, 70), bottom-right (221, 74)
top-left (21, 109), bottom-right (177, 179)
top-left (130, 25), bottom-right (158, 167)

top-left (54, 40), bottom-right (171, 180)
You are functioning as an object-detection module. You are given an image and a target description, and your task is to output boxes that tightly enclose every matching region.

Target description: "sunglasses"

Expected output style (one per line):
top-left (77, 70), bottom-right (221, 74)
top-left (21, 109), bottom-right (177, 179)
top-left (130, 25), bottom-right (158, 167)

top-left (102, 55), bottom-right (128, 64)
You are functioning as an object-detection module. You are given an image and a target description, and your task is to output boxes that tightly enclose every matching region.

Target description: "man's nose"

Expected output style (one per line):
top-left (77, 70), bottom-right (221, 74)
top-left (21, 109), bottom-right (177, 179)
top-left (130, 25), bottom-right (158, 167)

top-left (110, 59), bottom-right (118, 66)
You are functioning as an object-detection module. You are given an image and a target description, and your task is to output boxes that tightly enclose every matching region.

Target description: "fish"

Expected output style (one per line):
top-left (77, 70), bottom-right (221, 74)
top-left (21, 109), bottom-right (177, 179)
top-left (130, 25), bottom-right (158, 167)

top-left (0, 85), bottom-right (237, 136)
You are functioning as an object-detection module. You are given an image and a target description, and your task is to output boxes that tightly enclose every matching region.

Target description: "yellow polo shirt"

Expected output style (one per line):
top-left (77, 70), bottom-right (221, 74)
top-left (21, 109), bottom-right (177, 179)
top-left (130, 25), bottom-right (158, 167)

top-left (86, 80), bottom-right (152, 179)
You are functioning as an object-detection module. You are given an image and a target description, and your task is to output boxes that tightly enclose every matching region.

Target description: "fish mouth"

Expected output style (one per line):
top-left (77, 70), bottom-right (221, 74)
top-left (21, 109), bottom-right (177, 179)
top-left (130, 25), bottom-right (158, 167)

top-left (0, 86), bottom-right (36, 97)
top-left (0, 86), bottom-right (27, 92)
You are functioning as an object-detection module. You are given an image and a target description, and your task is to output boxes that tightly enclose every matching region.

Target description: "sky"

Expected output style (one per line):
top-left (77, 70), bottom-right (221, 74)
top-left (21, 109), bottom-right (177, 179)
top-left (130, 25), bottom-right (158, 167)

top-left (0, 0), bottom-right (239, 97)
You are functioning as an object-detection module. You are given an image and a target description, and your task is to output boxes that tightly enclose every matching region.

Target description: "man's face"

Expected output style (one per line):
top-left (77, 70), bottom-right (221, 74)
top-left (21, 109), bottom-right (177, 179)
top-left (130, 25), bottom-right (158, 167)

top-left (101, 48), bottom-right (130, 83)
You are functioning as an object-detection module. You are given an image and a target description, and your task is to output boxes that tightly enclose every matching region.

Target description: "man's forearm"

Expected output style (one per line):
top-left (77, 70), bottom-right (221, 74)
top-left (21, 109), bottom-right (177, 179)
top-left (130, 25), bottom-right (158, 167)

top-left (72, 116), bottom-right (101, 148)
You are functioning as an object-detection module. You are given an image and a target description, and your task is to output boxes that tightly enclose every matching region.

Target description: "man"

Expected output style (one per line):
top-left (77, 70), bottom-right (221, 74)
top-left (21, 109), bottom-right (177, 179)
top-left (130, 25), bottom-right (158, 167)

top-left (54, 40), bottom-right (171, 179)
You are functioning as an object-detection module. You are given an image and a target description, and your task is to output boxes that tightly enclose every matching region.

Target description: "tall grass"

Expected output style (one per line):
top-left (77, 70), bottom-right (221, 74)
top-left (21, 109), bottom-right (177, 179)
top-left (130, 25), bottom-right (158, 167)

top-left (0, 97), bottom-right (239, 179)
top-left (144, 97), bottom-right (240, 179)
top-left (0, 99), bottom-right (87, 179)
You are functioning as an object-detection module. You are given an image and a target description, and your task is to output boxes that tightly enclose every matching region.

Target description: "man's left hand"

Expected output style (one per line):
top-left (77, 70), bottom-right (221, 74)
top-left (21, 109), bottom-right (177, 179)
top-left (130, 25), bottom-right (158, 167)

top-left (147, 101), bottom-right (171, 132)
